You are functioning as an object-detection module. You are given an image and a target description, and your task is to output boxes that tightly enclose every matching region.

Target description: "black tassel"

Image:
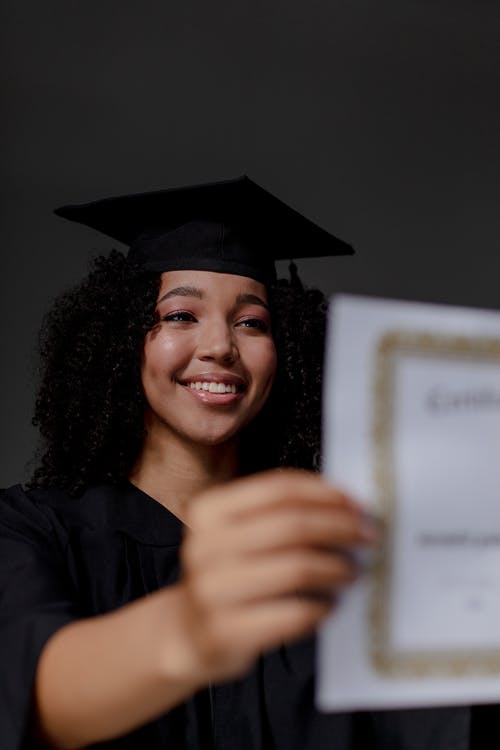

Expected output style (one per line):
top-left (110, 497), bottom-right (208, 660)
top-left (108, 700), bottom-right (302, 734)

top-left (288, 260), bottom-right (303, 291)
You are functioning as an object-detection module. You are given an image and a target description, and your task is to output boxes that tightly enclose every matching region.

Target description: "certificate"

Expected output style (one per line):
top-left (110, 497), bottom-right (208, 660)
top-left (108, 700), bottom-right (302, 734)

top-left (317, 294), bottom-right (500, 711)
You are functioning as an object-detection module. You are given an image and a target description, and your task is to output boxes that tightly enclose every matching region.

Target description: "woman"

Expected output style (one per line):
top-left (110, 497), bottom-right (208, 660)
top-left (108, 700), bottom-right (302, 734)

top-left (0, 177), bottom-right (466, 749)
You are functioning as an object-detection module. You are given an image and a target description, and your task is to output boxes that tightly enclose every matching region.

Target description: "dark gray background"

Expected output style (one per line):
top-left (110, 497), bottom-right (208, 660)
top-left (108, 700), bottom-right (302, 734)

top-left (1, 0), bottom-right (499, 486)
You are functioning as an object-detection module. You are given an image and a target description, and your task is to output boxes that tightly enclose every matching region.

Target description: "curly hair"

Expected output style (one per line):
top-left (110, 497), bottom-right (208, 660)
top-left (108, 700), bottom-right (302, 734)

top-left (29, 251), bottom-right (327, 495)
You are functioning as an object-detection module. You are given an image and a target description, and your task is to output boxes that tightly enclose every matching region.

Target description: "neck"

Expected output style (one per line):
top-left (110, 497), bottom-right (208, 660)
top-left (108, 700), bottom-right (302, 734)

top-left (128, 427), bottom-right (240, 523)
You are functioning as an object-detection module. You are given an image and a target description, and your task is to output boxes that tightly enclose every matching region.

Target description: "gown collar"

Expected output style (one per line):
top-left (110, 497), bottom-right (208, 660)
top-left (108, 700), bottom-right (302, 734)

top-left (82, 480), bottom-right (185, 546)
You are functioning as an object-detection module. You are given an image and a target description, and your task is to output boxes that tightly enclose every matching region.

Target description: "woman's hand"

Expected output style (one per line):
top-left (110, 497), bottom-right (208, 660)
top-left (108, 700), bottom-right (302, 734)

top-left (32, 470), bottom-right (376, 748)
top-left (178, 469), bottom-right (377, 684)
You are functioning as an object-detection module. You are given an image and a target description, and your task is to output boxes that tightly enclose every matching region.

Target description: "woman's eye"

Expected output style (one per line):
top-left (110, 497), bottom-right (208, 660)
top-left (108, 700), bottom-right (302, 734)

top-left (237, 318), bottom-right (269, 333)
top-left (161, 311), bottom-right (197, 323)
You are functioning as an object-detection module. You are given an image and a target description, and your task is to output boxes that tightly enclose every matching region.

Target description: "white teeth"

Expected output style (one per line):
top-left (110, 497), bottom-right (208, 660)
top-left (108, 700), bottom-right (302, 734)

top-left (186, 381), bottom-right (240, 393)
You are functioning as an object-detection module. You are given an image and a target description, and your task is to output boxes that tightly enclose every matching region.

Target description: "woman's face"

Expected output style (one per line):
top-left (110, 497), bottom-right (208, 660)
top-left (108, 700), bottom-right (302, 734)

top-left (141, 270), bottom-right (277, 449)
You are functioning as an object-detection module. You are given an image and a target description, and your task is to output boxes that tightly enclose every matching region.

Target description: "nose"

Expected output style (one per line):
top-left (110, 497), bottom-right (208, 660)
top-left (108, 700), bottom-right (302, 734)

top-left (197, 318), bottom-right (239, 365)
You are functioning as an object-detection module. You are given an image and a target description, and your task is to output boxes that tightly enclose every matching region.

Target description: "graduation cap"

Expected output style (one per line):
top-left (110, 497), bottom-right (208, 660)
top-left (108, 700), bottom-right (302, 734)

top-left (54, 175), bottom-right (353, 285)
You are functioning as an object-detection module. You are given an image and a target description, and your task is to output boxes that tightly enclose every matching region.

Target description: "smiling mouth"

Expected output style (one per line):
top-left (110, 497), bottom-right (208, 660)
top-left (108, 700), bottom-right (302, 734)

top-left (180, 380), bottom-right (247, 394)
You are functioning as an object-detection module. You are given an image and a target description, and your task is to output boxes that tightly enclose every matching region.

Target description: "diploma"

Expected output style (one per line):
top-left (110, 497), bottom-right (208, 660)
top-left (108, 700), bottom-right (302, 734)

top-left (317, 294), bottom-right (500, 711)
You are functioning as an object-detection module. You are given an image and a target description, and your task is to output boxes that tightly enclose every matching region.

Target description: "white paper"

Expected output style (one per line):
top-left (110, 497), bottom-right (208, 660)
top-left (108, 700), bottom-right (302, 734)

top-left (317, 294), bottom-right (500, 711)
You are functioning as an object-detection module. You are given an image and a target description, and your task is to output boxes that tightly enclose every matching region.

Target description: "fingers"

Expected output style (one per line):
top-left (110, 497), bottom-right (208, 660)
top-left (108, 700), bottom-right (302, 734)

top-left (185, 548), bottom-right (357, 608)
top-left (187, 469), bottom-right (361, 529)
top-left (178, 594), bottom-right (336, 682)
top-left (184, 504), bottom-right (375, 572)
top-left (223, 597), bottom-right (334, 654)
top-left (177, 469), bottom-right (377, 684)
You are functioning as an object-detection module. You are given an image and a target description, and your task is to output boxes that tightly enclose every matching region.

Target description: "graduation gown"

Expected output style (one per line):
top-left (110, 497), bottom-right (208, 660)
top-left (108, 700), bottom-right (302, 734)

top-left (0, 481), bottom-right (485, 749)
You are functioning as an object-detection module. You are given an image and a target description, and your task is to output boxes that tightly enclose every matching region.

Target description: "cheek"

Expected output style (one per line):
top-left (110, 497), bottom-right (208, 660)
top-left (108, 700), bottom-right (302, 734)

top-left (141, 331), bottom-right (192, 382)
top-left (251, 339), bottom-right (278, 390)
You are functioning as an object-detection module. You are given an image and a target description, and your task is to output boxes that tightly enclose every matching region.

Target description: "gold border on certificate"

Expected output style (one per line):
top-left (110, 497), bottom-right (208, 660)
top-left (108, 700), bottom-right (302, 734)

top-left (371, 330), bottom-right (500, 678)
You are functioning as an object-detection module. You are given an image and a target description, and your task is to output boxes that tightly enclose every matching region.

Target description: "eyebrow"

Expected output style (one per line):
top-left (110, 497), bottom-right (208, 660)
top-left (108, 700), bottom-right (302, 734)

top-left (157, 287), bottom-right (269, 311)
top-left (157, 286), bottom-right (204, 304)
top-left (235, 293), bottom-right (269, 312)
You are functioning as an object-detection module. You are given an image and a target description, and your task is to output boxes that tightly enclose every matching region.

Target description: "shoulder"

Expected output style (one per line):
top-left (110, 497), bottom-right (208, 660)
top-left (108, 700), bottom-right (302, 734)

top-left (0, 481), bottom-right (183, 546)
top-left (0, 483), bottom-right (126, 544)
top-left (0, 484), bottom-right (69, 543)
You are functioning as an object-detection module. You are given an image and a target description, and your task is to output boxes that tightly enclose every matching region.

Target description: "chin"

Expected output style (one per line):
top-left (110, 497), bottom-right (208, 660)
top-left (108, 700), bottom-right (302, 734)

top-left (188, 427), bottom-right (241, 448)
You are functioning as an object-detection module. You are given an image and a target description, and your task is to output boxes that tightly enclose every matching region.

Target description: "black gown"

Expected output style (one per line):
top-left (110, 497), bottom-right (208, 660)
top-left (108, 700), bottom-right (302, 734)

top-left (0, 482), bottom-right (486, 749)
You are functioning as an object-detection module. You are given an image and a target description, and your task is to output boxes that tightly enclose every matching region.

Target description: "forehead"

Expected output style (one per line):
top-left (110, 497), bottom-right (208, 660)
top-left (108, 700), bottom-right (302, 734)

top-left (156, 270), bottom-right (269, 302)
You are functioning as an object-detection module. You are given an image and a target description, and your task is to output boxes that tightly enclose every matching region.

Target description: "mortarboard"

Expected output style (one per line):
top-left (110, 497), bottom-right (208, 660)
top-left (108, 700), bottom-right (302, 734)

top-left (54, 175), bottom-right (354, 285)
